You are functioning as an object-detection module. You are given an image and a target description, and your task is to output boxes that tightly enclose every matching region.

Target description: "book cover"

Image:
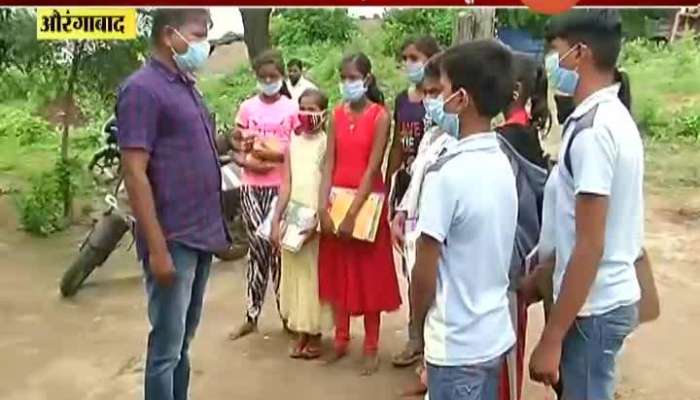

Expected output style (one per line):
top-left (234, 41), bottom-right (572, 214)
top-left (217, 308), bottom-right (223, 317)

top-left (327, 187), bottom-right (384, 242)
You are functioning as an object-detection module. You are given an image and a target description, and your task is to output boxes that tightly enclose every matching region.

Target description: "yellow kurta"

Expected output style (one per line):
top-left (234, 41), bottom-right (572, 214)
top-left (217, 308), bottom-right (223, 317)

top-left (279, 131), bottom-right (331, 334)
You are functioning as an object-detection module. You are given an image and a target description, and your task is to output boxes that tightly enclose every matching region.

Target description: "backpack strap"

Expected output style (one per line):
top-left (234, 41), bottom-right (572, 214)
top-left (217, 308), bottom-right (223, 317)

top-left (425, 146), bottom-right (460, 174)
top-left (563, 104), bottom-right (599, 178)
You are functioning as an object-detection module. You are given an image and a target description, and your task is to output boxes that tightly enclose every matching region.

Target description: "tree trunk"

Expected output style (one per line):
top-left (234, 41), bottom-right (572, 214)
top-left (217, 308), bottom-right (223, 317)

top-left (240, 8), bottom-right (272, 65)
top-left (60, 40), bottom-right (85, 218)
top-left (453, 8), bottom-right (496, 44)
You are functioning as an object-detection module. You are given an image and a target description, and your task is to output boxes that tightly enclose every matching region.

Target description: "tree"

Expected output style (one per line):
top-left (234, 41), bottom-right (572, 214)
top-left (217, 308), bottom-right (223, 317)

top-left (496, 9), bottom-right (550, 36)
top-left (240, 8), bottom-right (272, 64)
top-left (453, 9), bottom-right (496, 44)
top-left (1, 9), bottom-right (152, 219)
top-left (270, 9), bottom-right (357, 47)
top-left (381, 9), bottom-right (455, 55)
top-left (58, 40), bottom-right (87, 217)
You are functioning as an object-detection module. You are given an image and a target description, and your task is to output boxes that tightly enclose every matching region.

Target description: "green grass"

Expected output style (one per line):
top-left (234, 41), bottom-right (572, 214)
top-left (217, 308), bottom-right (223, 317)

top-left (0, 135), bottom-right (57, 188)
top-left (645, 140), bottom-right (700, 192)
top-left (624, 38), bottom-right (700, 139)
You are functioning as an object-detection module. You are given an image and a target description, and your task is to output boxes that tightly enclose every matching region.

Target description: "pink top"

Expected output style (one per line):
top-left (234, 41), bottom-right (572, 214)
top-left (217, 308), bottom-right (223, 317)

top-left (236, 95), bottom-right (299, 187)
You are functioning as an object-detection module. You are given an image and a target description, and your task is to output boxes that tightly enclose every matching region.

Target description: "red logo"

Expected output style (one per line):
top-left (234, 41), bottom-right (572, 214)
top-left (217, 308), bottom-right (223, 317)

top-left (521, 0), bottom-right (579, 15)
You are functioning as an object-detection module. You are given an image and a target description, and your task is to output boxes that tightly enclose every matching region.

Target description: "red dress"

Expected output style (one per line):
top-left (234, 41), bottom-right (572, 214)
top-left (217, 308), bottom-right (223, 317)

top-left (318, 103), bottom-right (402, 316)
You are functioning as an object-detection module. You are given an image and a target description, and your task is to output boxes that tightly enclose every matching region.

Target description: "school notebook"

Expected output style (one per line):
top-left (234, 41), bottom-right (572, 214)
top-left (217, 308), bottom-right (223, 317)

top-left (281, 201), bottom-right (318, 253)
top-left (328, 187), bottom-right (384, 242)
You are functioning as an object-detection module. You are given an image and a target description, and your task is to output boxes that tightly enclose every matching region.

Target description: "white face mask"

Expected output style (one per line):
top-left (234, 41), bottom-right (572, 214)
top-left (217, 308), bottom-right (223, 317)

top-left (405, 61), bottom-right (425, 84)
top-left (340, 79), bottom-right (367, 102)
top-left (257, 80), bottom-right (283, 96)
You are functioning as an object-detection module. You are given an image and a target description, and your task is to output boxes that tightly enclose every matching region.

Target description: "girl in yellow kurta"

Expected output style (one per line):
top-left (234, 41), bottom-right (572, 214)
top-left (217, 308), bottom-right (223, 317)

top-left (271, 89), bottom-right (331, 359)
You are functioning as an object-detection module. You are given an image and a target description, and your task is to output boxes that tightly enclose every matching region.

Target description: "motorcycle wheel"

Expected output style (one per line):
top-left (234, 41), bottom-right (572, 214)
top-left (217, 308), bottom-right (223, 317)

top-left (60, 246), bottom-right (103, 298)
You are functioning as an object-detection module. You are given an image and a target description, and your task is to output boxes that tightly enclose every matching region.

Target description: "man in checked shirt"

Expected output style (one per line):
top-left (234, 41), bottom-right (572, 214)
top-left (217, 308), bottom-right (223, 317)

top-left (116, 8), bottom-right (229, 400)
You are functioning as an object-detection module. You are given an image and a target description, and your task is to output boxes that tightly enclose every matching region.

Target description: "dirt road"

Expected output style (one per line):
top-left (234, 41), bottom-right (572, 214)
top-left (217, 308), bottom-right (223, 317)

top-left (0, 193), bottom-right (699, 400)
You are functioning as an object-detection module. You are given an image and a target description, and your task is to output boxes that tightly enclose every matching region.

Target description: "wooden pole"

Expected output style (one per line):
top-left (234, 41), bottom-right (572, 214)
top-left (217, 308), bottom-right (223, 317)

top-left (453, 8), bottom-right (496, 45)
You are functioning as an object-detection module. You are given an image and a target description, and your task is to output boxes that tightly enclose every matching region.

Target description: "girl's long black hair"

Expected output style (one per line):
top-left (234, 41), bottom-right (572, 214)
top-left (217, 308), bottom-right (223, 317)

top-left (340, 52), bottom-right (385, 105)
top-left (511, 52), bottom-right (551, 135)
top-left (615, 68), bottom-right (632, 111)
top-left (498, 52), bottom-right (550, 168)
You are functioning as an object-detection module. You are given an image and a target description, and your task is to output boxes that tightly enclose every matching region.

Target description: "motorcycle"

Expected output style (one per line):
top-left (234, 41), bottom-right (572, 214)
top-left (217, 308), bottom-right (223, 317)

top-left (87, 118), bottom-right (120, 185)
top-left (59, 116), bottom-right (248, 298)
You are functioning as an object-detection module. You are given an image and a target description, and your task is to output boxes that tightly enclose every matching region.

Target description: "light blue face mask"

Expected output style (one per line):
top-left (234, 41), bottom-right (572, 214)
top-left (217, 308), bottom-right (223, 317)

top-left (257, 80), bottom-right (283, 97)
top-left (424, 95), bottom-right (460, 138)
top-left (405, 61), bottom-right (425, 84)
top-left (545, 49), bottom-right (580, 97)
top-left (172, 30), bottom-right (210, 73)
top-left (340, 79), bottom-right (367, 103)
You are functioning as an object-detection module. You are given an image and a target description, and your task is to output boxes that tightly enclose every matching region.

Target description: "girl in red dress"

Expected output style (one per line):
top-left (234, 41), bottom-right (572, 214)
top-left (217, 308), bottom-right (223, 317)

top-left (317, 52), bottom-right (401, 376)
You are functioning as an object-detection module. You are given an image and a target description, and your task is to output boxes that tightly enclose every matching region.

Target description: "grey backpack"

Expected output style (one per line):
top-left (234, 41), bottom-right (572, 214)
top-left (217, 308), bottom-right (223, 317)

top-left (497, 135), bottom-right (548, 289)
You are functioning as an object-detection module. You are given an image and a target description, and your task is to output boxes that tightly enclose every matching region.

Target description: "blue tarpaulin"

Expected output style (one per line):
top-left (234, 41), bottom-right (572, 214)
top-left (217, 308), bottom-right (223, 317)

top-left (497, 28), bottom-right (546, 60)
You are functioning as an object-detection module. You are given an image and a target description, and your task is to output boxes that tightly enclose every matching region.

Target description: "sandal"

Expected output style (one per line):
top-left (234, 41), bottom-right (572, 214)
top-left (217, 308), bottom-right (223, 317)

top-left (392, 343), bottom-right (423, 367)
top-left (301, 344), bottom-right (322, 360)
top-left (289, 335), bottom-right (309, 359)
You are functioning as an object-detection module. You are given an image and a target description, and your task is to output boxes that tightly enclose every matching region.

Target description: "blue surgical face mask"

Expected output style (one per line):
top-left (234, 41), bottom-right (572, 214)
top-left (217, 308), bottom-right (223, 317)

top-left (441, 90), bottom-right (465, 138)
top-left (340, 79), bottom-right (367, 103)
top-left (172, 30), bottom-right (210, 73)
top-left (424, 95), bottom-right (460, 138)
top-left (405, 61), bottom-right (425, 84)
top-left (423, 96), bottom-right (444, 125)
top-left (257, 80), bottom-right (283, 97)
top-left (545, 48), bottom-right (580, 97)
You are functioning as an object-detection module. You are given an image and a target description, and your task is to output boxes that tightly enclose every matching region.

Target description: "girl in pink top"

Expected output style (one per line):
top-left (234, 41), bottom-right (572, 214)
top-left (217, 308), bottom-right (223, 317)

top-left (230, 49), bottom-right (299, 340)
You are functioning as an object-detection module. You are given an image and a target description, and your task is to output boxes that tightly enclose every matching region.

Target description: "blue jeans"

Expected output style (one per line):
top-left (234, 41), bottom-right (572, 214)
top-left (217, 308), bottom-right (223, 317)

top-left (427, 354), bottom-right (503, 400)
top-left (144, 243), bottom-right (212, 400)
top-left (561, 303), bottom-right (639, 400)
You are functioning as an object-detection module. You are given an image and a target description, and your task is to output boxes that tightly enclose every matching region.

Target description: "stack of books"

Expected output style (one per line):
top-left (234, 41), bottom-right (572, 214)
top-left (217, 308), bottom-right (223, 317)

top-left (280, 201), bottom-right (318, 252)
top-left (256, 198), bottom-right (318, 253)
top-left (328, 187), bottom-right (384, 242)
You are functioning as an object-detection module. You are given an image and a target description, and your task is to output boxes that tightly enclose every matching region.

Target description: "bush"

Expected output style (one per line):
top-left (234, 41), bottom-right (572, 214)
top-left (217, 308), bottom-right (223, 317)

top-left (636, 98), bottom-right (670, 139)
top-left (199, 65), bottom-right (257, 126)
top-left (672, 107), bottom-right (700, 141)
top-left (382, 9), bottom-right (455, 56)
top-left (15, 170), bottom-right (66, 236)
top-left (71, 101), bottom-right (111, 154)
top-left (283, 33), bottom-right (405, 107)
top-left (271, 9), bottom-right (358, 48)
top-left (15, 158), bottom-right (83, 236)
top-left (625, 37), bottom-right (700, 140)
top-left (0, 104), bottom-right (56, 146)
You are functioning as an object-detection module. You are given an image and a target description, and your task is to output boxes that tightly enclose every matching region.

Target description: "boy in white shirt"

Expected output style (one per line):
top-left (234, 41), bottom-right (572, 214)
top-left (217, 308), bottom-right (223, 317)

top-left (411, 40), bottom-right (518, 400)
top-left (529, 10), bottom-right (644, 400)
top-left (391, 53), bottom-right (458, 399)
top-left (286, 58), bottom-right (317, 103)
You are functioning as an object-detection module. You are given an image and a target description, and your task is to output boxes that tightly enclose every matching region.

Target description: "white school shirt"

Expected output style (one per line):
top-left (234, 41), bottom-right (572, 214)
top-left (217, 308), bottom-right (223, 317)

top-left (554, 84), bottom-right (644, 316)
top-left (397, 126), bottom-right (457, 225)
top-left (417, 132), bottom-right (518, 366)
top-left (538, 165), bottom-right (559, 263)
top-left (396, 126), bottom-right (456, 274)
top-left (286, 76), bottom-right (318, 103)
